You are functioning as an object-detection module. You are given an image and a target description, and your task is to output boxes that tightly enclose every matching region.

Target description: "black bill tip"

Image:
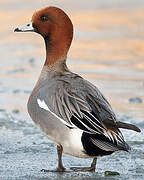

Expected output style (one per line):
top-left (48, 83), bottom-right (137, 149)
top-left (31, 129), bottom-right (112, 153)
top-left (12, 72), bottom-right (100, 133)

top-left (14, 28), bottom-right (21, 32)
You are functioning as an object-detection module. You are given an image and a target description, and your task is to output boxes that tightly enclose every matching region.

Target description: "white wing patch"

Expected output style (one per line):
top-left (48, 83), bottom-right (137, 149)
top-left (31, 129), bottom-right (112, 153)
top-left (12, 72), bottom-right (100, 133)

top-left (37, 99), bottom-right (50, 111)
top-left (37, 98), bottom-right (75, 128)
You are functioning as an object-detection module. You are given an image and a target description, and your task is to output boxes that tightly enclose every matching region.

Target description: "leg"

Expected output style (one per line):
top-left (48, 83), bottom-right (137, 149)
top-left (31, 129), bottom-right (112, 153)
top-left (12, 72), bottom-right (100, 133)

top-left (71, 157), bottom-right (97, 172)
top-left (90, 157), bottom-right (97, 171)
top-left (41, 144), bottom-right (66, 172)
top-left (56, 144), bottom-right (66, 172)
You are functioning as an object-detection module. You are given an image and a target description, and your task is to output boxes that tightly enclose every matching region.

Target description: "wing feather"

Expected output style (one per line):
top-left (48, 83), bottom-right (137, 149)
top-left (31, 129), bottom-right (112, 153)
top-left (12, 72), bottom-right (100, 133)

top-left (39, 75), bottom-right (128, 151)
top-left (90, 138), bottom-right (120, 152)
top-left (83, 113), bottom-right (105, 134)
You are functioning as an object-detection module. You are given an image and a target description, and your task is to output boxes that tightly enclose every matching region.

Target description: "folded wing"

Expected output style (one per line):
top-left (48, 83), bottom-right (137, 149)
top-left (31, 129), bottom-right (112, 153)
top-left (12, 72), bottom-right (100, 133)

top-left (38, 75), bottom-right (140, 152)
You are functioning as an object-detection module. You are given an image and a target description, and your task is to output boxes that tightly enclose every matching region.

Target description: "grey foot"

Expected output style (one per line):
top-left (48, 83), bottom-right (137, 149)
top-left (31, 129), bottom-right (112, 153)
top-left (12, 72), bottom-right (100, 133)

top-left (70, 166), bottom-right (95, 172)
top-left (70, 158), bottom-right (97, 172)
top-left (41, 167), bottom-right (66, 173)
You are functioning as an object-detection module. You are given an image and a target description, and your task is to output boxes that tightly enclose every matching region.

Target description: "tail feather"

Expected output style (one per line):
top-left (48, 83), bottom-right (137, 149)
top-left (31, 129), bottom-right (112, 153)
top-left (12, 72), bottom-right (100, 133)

top-left (116, 121), bottom-right (141, 132)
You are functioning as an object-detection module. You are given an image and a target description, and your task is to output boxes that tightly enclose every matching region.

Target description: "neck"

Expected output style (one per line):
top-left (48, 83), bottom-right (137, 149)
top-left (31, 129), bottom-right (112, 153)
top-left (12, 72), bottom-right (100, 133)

top-left (38, 36), bottom-right (70, 78)
top-left (44, 34), bottom-right (70, 67)
top-left (32, 33), bottom-right (72, 93)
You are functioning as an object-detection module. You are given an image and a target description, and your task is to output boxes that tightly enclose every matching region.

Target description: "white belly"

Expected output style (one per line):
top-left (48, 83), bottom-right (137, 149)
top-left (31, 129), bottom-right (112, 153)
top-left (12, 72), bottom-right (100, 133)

top-left (62, 129), bottom-right (89, 158)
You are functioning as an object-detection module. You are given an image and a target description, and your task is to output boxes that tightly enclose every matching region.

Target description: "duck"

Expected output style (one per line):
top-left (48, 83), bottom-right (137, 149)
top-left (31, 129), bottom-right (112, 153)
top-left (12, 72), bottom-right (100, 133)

top-left (14, 6), bottom-right (141, 172)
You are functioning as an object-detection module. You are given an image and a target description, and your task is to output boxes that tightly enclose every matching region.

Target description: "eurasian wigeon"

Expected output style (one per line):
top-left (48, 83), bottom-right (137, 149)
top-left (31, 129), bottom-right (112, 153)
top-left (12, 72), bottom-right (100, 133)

top-left (14, 6), bottom-right (140, 172)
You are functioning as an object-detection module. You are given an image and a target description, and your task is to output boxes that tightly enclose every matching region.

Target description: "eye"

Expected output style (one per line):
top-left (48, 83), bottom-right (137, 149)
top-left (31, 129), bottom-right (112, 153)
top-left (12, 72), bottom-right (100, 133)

top-left (40, 15), bottom-right (49, 22)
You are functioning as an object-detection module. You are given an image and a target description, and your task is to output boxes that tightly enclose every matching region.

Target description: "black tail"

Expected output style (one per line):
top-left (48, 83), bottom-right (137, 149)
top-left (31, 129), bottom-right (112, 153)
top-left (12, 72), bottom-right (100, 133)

top-left (116, 121), bottom-right (141, 132)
